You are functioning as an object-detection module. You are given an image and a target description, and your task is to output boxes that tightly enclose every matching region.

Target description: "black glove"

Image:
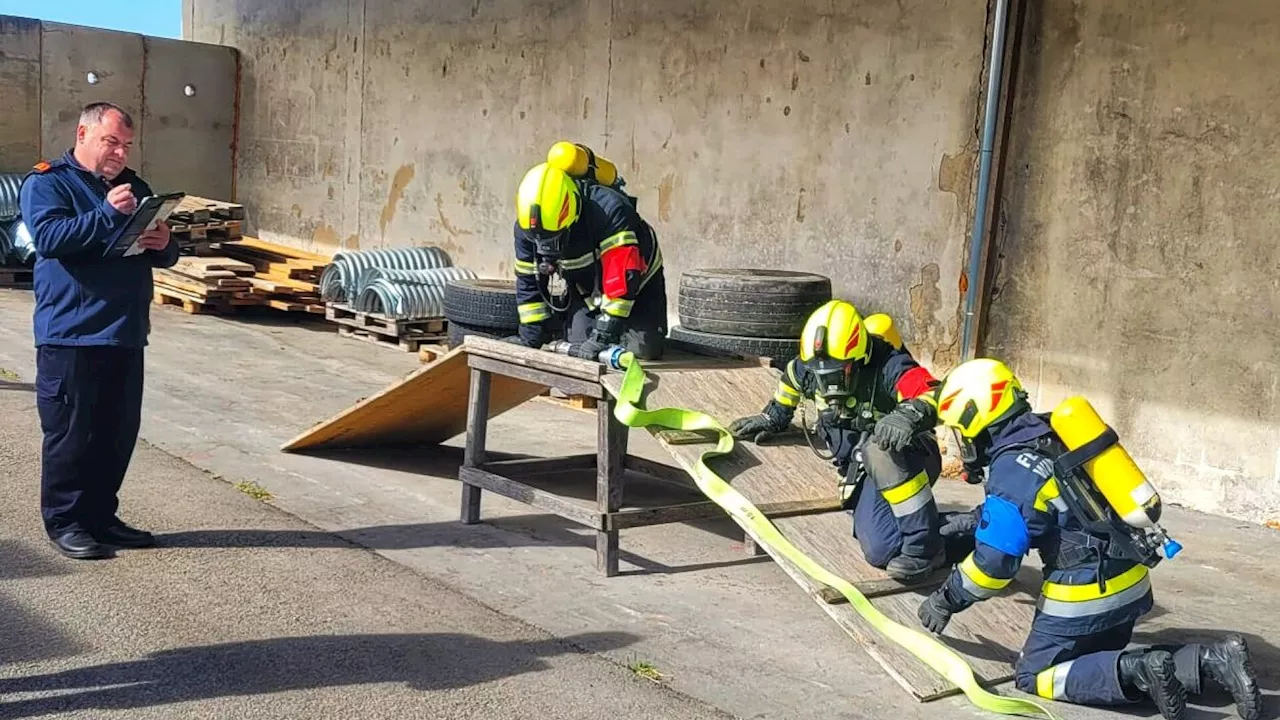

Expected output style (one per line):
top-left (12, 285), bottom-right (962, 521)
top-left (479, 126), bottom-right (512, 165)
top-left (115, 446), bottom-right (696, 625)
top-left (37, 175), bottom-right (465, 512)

top-left (918, 589), bottom-right (954, 634)
top-left (960, 462), bottom-right (986, 485)
top-left (872, 398), bottom-right (937, 452)
top-left (568, 338), bottom-right (608, 359)
top-left (727, 402), bottom-right (790, 443)
top-left (938, 504), bottom-right (982, 538)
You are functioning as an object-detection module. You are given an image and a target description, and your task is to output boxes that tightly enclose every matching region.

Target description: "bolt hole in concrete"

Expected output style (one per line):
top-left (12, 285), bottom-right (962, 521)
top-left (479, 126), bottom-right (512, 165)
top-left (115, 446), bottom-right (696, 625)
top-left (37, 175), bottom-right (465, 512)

top-left (184, 84), bottom-right (197, 97)
top-left (86, 71), bottom-right (99, 85)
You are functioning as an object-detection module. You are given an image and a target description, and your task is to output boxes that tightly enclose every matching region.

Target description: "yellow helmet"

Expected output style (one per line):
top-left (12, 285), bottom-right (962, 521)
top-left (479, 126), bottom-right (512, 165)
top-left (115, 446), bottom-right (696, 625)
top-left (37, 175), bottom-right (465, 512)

top-left (516, 163), bottom-right (580, 235)
top-left (935, 358), bottom-right (1027, 439)
top-left (799, 300), bottom-right (870, 364)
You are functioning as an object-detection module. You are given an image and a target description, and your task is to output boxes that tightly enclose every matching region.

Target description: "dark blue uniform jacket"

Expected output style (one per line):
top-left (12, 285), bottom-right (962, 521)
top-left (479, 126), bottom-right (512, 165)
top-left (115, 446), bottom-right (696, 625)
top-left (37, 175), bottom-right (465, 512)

top-left (19, 150), bottom-right (179, 347)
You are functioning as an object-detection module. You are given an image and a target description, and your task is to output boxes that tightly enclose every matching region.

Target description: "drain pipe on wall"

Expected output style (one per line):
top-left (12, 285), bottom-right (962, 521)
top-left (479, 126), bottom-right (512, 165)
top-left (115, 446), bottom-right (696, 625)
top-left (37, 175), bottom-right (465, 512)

top-left (959, 0), bottom-right (1015, 361)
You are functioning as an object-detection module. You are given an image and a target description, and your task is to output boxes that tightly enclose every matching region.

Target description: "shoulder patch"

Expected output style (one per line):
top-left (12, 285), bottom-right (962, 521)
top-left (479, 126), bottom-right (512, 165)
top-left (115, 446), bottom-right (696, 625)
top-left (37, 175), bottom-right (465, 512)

top-left (975, 495), bottom-right (1031, 557)
top-left (32, 161), bottom-right (51, 173)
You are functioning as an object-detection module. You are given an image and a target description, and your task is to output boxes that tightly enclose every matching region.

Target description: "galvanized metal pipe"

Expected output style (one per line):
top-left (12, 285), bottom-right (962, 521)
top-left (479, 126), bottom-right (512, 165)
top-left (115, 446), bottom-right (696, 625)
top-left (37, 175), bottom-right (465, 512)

top-left (354, 266), bottom-right (475, 296)
top-left (320, 246), bottom-right (456, 302)
top-left (355, 279), bottom-right (448, 319)
top-left (0, 220), bottom-right (34, 265)
top-left (0, 173), bottom-right (24, 221)
top-left (959, 0), bottom-right (1012, 361)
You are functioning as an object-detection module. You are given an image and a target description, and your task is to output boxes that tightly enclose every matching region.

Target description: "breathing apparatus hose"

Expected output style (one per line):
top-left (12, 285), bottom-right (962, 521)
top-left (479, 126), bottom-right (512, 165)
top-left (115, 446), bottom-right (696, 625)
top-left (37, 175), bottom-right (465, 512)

top-left (608, 354), bottom-right (1057, 720)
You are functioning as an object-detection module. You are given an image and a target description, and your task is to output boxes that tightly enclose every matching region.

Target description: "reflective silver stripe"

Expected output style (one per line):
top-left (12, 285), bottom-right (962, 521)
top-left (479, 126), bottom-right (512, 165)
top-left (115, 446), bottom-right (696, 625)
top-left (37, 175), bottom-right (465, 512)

top-left (559, 252), bottom-right (596, 270)
top-left (515, 260), bottom-right (537, 275)
top-left (1049, 497), bottom-right (1068, 513)
top-left (1052, 660), bottom-right (1074, 700)
top-left (601, 297), bottom-right (634, 317)
top-left (599, 230), bottom-right (638, 252)
top-left (889, 484), bottom-right (934, 518)
top-left (959, 568), bottom-right (1006, 599)
top-left (1037, 574), bottom-right (1152, 618)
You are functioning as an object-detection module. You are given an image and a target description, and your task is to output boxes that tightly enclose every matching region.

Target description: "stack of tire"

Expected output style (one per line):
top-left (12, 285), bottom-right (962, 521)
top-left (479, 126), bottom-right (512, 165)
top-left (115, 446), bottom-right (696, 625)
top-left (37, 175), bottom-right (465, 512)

top-left (442, 278), bottom-right (521, 347)
top-left (672, 269), bottom-right (833, 369)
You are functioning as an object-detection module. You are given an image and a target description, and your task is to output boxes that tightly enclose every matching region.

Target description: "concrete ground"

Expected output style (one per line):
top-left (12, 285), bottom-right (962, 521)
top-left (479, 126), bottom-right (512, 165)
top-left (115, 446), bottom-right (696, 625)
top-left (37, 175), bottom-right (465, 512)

top-left (0, 288), bottom-right (1277, 720)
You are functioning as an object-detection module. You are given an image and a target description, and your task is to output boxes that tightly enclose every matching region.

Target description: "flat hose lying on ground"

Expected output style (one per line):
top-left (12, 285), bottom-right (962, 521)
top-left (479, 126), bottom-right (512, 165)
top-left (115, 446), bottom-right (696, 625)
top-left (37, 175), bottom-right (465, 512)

top-left (608, 354), bottom-right (1058, 720)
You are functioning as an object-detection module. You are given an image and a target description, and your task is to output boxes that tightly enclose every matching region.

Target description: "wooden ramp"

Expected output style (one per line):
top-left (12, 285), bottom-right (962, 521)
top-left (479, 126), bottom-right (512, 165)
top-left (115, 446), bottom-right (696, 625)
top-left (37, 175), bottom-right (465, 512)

top-left (601, 365), bottom-right (1041, 702)
top-left (281, 347), bottom-right (546, 452)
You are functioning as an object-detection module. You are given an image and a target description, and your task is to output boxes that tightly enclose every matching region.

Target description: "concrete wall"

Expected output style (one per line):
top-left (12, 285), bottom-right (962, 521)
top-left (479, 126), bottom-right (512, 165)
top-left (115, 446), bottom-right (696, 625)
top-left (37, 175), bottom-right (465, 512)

top-left (184, 0), bottom-right (990, 370)
top-left (0, 16), bottom-right (237, 201)
top-left (987, 0), bottom-right (1280, 523)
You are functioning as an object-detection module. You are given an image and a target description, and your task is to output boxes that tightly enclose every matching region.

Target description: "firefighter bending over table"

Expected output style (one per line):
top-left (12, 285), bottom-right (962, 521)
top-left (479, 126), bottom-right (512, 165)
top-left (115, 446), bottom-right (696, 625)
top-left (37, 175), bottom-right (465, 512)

top-left (727, 300), bottom-right (959, 582)
top-left (506, 142), bottom-right (667, 360)
top-left (883, 358), bottom-right (1261, 720)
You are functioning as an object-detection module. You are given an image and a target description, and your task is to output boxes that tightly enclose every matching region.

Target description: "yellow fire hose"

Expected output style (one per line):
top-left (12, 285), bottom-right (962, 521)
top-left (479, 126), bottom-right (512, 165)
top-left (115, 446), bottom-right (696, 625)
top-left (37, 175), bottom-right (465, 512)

top-left (609, 354), bottom-right (1058, 719)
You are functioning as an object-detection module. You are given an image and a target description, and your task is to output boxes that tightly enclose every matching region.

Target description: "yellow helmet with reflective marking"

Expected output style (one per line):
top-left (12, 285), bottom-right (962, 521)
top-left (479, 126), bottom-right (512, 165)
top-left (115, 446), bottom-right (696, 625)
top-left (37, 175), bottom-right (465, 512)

top-left (799, 300), bottom-right (870, 364)
top-left (935, 358), bottom-right (1026, 439)
top-left (516, 162), bottom-right (580, 234)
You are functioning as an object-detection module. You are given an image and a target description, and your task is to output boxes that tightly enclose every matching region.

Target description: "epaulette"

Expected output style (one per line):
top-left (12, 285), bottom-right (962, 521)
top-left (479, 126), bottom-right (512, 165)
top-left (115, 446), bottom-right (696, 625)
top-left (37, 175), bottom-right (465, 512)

top-left (31, 160), bottom-right (52, 173)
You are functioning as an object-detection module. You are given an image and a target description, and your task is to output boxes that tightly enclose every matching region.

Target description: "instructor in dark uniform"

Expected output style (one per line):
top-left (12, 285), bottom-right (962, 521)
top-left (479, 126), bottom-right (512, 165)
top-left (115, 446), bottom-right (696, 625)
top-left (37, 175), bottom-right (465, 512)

top-left (19, 101), bottom-right (178, 559)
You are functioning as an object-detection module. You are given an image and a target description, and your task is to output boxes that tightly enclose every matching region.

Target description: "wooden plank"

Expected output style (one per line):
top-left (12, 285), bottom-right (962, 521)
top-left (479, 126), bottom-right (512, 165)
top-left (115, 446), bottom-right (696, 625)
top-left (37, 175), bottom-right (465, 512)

top-left (481, 454), bottom-right (599, 475)
top-left (173, 256), bottom-right (255, 276)
top-left (599, 365), bottom-right (1032, 700)
top-left (229, 235), bottom-right (332, 263)
top-left (280, 347), bottom-right (548, 452)
top-left (460, 367), bottom-right (491, 525)
top-left (458, 466), bottom-right (603, 530)
top-left (597, 395), bottom-right (628, 576)
top-left (463, 335), bottom-right (603, 383)
top-left (610, 500), bottom-right (725, 529)
top-left (468, 354), bottom-right (602, 398)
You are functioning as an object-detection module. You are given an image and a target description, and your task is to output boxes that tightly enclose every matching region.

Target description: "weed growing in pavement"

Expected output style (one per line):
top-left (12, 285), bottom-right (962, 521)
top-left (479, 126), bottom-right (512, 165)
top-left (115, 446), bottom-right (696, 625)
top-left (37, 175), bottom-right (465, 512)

top-left (233, 480), bottom-right (272, 501)
top-left (627, 655), bottom-right (665, 683)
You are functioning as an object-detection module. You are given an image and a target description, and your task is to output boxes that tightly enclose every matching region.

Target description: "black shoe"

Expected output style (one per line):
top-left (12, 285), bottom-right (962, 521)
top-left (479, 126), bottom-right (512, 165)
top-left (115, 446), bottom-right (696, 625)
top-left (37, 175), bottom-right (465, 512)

top-left (95, 522), bottom-right (156, 549)
top-left (50, 530), bottom-right (114, 560)
top-left (1201, 635), bottom-right (1262, 720)
top-left (885, 548), bottom-right (946, 582)
top-left (1120, 650), bottom-right (1187, 720)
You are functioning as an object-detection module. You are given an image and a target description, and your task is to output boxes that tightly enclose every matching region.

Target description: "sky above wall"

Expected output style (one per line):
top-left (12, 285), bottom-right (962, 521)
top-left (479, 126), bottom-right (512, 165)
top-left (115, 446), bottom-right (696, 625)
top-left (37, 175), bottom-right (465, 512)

top-left (0, 0), bottom-right (180, 38)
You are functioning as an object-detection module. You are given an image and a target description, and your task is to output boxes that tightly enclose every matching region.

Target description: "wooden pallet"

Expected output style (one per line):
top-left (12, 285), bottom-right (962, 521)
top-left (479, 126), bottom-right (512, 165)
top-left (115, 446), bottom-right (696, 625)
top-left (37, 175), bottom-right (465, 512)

top-left (337, 325), bottom-right (445, 352)
top-left (0, 267), bottom-right (33, 288)
top-left (325, 303), bottom-right (445, 338)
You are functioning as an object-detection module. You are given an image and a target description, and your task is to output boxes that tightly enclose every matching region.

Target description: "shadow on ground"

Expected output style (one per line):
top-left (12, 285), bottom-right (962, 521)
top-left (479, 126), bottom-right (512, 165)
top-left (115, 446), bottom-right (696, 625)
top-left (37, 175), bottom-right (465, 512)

top-left (0, 631), bottom-right (637, 718)
top-left (156, 512), bottom-right (771, 578)
top-left (0, 592), bottom-right (89, 667)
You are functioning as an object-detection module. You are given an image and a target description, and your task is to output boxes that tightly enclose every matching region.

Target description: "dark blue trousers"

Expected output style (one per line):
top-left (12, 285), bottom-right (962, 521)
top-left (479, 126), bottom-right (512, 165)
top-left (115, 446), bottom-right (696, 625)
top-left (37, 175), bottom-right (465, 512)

top-left (847, 438), bottom-right (942, 567)
top-left (35, 345), bottom-right (145, 537)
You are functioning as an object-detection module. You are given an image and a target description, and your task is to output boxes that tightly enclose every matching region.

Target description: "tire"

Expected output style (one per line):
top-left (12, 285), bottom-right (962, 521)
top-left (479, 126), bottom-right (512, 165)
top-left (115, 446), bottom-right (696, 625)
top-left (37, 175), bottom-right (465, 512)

top-left (668, 326), bottom-right (799, 369)
top-left (677, 269), bottom-right (832, 338)
top-left (447, 320), bottom-right (514, 349)
top-left (443, 278), bottom-right (520, 329)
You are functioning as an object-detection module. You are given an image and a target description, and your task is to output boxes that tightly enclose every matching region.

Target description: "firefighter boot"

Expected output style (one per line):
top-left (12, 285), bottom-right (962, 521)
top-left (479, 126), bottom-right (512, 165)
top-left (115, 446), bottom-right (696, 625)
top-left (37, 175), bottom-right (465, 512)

top-left (885, 547), bottom-right (946, 582)
top-left (1119, 649), bottom-right (1187, 720)
top-left (1198, 635), bottom-right (1262, 720)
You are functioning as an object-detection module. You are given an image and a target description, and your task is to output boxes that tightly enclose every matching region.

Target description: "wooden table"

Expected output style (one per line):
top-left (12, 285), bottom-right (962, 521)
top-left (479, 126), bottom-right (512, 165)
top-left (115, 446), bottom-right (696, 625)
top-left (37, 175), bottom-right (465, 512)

top-left (457, 336), bottom-right (751, 577)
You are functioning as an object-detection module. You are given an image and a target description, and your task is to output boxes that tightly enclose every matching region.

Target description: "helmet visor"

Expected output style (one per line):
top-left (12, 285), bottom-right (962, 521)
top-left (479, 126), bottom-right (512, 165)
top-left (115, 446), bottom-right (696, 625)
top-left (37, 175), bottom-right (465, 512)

top-left (530, 228), bottom-right (567, 259)
top-left (809, 357), bottom-right (854, 400)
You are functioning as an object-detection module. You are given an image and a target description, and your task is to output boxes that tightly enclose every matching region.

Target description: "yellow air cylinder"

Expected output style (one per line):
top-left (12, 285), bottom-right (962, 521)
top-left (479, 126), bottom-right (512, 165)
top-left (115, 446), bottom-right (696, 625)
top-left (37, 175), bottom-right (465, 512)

top-left (547, 141), bottom-right (619, 187)
top-left (1049, 396), bottom-right (1161, 529)
top-left (864, 313), bottom-right (903, 349)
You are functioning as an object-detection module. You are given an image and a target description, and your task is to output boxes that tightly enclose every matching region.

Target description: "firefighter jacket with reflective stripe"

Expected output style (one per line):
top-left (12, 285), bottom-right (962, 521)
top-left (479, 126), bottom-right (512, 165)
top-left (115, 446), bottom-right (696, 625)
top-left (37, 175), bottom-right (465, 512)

top-left (513, 183), bottom-right (663, 345)
top-left (939, 412), bottom-right (1155, 636)
top-left (769, 335), bottom-right (937, 429)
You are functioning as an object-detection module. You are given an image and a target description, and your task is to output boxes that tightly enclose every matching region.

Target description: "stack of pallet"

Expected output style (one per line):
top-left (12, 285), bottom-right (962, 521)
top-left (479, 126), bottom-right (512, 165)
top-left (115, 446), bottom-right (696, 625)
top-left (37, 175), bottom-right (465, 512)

top-left (153, 256), bottom-right (260, 313)
top-left (169, 196), bottom-right (245, 253)
top-left (218, 237), bottom-right (329, 314)
top-left (152, 238), bottom-right (331, 315)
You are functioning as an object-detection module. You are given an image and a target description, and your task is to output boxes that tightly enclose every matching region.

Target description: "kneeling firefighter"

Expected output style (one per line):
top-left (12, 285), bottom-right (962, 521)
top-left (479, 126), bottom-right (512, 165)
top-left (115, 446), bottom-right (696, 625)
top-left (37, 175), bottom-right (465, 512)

top-left (727, 300), bottom-right (957, 582)
top-left (508, 142), bottom-right (667, 361)
top-left (897, 358), bottom-right (1260, 720)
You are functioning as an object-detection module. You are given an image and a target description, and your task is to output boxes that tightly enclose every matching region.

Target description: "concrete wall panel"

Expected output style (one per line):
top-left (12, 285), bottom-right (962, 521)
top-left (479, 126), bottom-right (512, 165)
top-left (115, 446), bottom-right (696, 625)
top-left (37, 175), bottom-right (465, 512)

top-left (40, 22), bottom-right (146, 169)
top-left (140, 37), bottom-right (238, 199)
top-left (189, 0), bottom-right (989, 368)
top-left (988, 0), bottom-right (1280, 522)
top-left (0, 16), bottom-right (41, 172)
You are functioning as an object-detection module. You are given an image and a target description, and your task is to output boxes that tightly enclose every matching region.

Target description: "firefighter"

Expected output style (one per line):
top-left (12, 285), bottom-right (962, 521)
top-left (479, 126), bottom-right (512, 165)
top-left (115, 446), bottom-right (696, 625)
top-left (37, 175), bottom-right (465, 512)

top-left (906, 358), bottom-right (1261, 720)
top-left (726, 300), bottom-right (952, 582)
top-left (507, 161), bottom-right (667, 360)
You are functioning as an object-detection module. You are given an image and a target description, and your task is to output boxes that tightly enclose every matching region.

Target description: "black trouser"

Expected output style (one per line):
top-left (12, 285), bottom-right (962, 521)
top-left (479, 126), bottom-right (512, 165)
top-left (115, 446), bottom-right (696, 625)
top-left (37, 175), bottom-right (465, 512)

top-left (35, 345), bottom-right (145, 537)
top-left (563, 271), bottom-right (668, 360)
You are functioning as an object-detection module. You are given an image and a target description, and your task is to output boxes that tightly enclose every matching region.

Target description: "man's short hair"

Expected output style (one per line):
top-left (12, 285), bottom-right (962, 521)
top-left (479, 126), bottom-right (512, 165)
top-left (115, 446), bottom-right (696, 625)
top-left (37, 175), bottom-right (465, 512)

top-left (80, 101), bottom-right (134, 129)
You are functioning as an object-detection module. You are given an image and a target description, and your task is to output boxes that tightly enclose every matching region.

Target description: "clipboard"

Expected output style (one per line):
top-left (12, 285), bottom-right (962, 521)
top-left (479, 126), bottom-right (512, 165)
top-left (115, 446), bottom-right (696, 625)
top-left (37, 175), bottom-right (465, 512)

top-left (103, 191), bottom-right (185, 259)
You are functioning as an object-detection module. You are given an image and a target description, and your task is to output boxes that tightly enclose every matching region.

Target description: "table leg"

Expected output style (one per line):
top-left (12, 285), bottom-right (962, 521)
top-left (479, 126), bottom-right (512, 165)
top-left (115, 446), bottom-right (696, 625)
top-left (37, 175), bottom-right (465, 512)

top-left (743, 533), bottom-right (769, 557)
top-left (596, 394), bottom-right (628, 576)
top-left (460, 366), bottom-right (491, 525)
